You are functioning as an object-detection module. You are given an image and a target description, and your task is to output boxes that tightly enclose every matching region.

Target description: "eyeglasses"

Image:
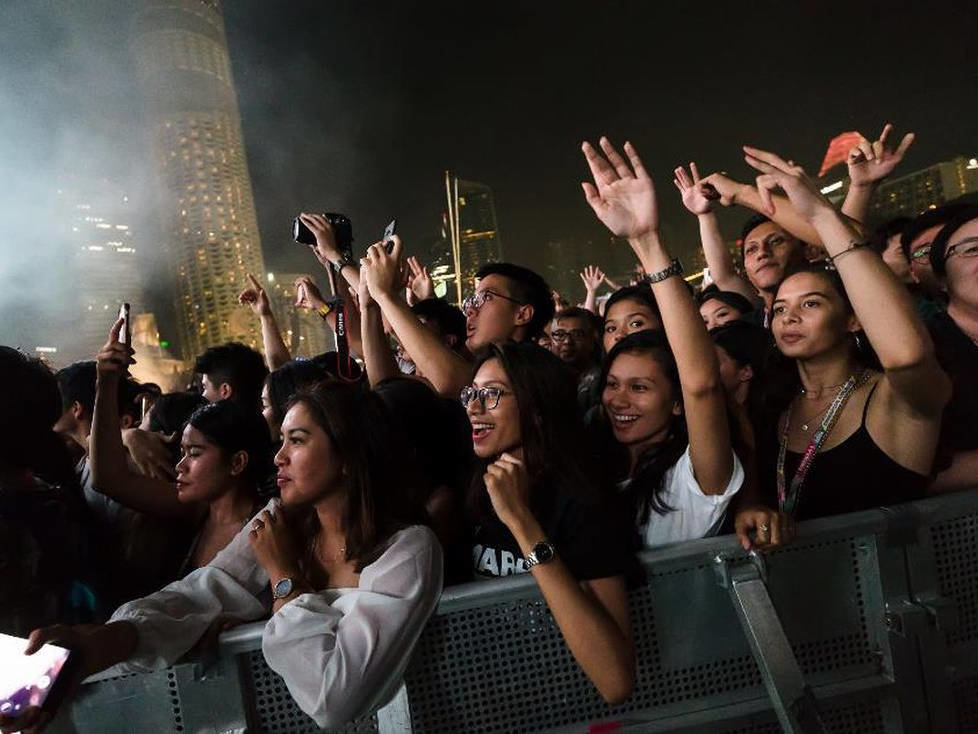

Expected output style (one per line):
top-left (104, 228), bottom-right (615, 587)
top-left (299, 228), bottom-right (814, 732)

top-left (945, 236), bottom-right (978, 261)
top-left (461, 289), bottom-right (524, 315)
top-left (550, 328), bottom-right (588, 343)
top-left (910, 243), bottom-right (932, 261)
top-left (460, 385), bottom-right (510, 410)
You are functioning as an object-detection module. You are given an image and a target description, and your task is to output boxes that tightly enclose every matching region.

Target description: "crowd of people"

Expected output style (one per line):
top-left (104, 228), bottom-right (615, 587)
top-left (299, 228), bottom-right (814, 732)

top-left (2, 124), bottom-right (977, 730)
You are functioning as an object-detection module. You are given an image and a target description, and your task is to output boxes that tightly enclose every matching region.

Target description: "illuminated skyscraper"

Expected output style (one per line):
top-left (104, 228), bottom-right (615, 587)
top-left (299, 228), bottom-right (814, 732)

top-left (445, 175), bottom-right (502, 298)
top-left (131, 0), bottom-right (266, 360)
top-left (56, 183), bottom-right (147, 365)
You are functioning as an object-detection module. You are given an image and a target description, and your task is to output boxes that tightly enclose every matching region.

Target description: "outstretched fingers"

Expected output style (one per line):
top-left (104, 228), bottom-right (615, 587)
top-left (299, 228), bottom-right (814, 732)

top-left (894, 131), bottom-right (915, 158)
top-left (582, 141), bottom-right (619, 188)
top-left (742, 145), bottom-right (792, 174)
top-left (623, 141), bottom-right (650, 180)
top-left (599, 136), bottom-right (634, 180)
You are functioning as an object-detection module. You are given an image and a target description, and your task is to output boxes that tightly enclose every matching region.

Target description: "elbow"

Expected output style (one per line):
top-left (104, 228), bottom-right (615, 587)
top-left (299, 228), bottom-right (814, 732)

top-left (597, 665), bottom-right (635, 705)
top-left (684, 377), bottom-right (724, 402)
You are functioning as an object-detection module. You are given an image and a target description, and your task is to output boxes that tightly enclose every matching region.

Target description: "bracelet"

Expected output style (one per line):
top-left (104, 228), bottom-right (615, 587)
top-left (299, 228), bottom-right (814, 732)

top-left (317, 304), bottom-right (333, 321)
top-left (645, 258), bottom-right (684, 284)
top-left (828, 240), bottom-right (869, 264)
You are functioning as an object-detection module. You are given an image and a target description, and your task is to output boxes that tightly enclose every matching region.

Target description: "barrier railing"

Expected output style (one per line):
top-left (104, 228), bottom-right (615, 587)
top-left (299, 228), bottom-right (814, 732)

top-left (49, 491), bottom-right (978, 733)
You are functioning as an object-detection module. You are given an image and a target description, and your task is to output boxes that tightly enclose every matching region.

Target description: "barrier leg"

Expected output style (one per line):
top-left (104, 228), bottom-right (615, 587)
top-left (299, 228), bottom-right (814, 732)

top-left (715, 552), bottom-right (826, 734)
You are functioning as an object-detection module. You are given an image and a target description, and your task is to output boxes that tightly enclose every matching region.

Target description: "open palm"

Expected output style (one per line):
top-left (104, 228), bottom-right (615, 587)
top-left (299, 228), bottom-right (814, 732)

top-left (582, 137), bottom-right (658, 239)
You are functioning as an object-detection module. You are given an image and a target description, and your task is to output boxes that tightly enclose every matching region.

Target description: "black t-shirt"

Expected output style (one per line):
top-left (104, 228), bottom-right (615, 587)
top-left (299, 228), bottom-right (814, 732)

top-left (928, 311), bottom-right (978, 452)
top-left (471, 485), bottom-right (632, 581)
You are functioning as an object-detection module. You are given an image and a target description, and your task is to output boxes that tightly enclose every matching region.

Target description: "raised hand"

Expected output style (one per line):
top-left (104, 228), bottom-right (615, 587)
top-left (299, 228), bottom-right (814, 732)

top-left (581, 137), bottom-right (658, 238)
top-left (847, 123), bottom-right (915, 188)
top-left (96, 317), bottom-right (135, 377)
top-left (298, 213), bottom-right (341, 267)
top-left (742, 146), bottom-right (834, 221)
top-left (293, 275), bottom-right (328, 312)
top-left (406, 256), bottom-right (435, 301)
top-left (674, 162), bottom-right (721, 215)
top-left (698, 171), bottom-right (745, 207)
top-left (238, 272), bottom-right (272, 317)
top-left (483, 452), bottom-right (532, 529)
top-left (361, 235), bottom-right (404, 299)
top-left (579, 265), bottom-right (606, 293)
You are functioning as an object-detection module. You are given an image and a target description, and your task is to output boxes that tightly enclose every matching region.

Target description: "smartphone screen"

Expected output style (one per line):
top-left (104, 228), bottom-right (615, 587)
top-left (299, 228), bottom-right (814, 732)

top-left (0, 634), bottom-right (72, 716)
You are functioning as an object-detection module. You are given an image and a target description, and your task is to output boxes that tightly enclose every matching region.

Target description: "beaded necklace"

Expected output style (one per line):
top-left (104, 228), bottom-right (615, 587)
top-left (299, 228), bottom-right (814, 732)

top-left (776, 370), bottom-right (871, 515)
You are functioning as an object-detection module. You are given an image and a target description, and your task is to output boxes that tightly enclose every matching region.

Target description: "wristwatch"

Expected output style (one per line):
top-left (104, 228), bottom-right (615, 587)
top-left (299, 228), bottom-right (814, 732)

top-left (645, 258), bottom-right (684, 284)
top-left (332, 251), bottom-right (357, 272)
top-left (524, 540), bottom-right (557, 570)
top-left (272, 577), bottom-right (294, 600)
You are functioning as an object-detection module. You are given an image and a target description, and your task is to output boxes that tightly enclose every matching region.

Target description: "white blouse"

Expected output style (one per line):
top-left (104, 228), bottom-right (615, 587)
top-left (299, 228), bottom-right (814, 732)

top-left (106, 499), bottom-right (443, 729)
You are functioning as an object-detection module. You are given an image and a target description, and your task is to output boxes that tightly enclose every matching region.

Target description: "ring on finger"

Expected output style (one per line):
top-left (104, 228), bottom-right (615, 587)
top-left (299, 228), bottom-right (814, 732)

top-left (759, 524), bottom-right (769, 533)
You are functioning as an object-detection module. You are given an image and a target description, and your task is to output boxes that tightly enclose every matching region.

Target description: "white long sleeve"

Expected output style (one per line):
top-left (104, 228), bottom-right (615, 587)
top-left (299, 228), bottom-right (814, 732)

top-left (105, 498), bottom-right (444, 729)
top-left (262, 524), bottom-right (443, 729)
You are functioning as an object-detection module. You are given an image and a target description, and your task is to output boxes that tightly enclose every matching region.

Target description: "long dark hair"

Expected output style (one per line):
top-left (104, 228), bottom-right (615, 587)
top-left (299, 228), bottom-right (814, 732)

top-left (755, 263), bottom-right (881, 426)
top-left (285, 381), bottom-right (425, 573)
top-left (466, 342), bottom-right (603, 523)
top-left (594, 331), bottom-right (688, 520)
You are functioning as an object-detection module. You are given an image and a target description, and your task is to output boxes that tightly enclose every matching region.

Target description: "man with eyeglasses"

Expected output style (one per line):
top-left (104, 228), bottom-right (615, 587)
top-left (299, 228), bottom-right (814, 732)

top-left (548, 307), bottom-right (601, 376)
top-left (361, 239), bottom-right (553, 398)
top-left (926, 204), bottom-right (978, 491)
top-left (900, 203), bottom-right (970, 311)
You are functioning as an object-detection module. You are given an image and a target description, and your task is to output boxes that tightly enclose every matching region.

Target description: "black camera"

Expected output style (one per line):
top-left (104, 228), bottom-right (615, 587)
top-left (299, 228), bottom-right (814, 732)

top-left (293, 213), bottom-right (354, 255)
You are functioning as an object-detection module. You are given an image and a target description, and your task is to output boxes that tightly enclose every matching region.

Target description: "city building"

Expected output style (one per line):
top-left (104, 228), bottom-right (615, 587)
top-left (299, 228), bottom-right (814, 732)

top-left (128, 312), bottom-right (189, 392)
top-left (265, 273), bottom-right (334, 359)
top-left (869, 156), bottom-right (978, 222)
top-left (55, 183), bottom-right (148, 365)
top-left (131, 0), bottom-right (267, 361)
top-left (445, 175), bottom-right (502, 298)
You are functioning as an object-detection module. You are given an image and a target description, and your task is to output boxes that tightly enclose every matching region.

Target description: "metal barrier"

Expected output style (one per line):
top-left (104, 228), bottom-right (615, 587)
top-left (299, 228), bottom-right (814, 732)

top-left (49, 491), bottom-right (978, 733)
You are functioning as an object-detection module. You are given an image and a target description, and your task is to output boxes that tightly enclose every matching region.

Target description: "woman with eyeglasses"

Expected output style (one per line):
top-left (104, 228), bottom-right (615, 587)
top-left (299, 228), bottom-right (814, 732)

top-left (739, 144), bottom-right (949, 525)
top-left (462, 341), bottom-right (635, 704)
top-left (582, 138), bottom-right (745, 548)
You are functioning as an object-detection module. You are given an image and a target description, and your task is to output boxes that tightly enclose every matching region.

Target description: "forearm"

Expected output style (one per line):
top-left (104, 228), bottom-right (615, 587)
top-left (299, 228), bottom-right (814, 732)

top-left (811, 209), bottom-right (934, 369)
top-left (92, 374), bottom-right (133, 488)
top-left (930, 450), bottom-right (978, 493)
top-left (734, 186), bottom-right (824, 246)
top-left (507, 511), bottom-right (633, 703)
top-left (841, 183), bottom-right (875, 224)
top-left (375, 292), bottom-right (470, 397)
top-left (583, 290), bottom-right (598, 314)
top-left (696, 212), bottom-right (756, 299)
top-left (360, 305), bottom-right (400, 387)
top-left (259, 314), bottom-right (292, 371)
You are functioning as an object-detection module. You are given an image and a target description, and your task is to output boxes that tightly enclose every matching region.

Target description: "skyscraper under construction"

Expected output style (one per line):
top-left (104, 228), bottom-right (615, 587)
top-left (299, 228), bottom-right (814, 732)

top-left (131, 0), bottom-right (266, 360)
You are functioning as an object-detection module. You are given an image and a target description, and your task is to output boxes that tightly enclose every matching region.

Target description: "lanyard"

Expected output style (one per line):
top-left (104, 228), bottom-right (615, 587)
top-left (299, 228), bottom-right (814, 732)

top-left (776, 370), bottom-right (869, 514)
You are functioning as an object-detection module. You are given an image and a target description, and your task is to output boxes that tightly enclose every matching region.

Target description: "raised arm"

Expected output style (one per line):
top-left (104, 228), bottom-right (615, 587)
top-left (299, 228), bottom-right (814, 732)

top-left (583, 137), bottom-right (734, 495)
top-left (91, 320), bottom-right (195, 520)
top-left (580, 265), bottom-right (606, 313)
top-left (841, 123), bottom-right (915, 224)
top-left (674, 163), bottom-right (758, 302)
top-left (357, 263), bottom-right (400, 387)
top-left (239, 273), bottom-right (291, 371)
top-left (743, 145), bottom-right (949, 417)
top-left (294, 275), bottom-right (364, 360)
top-left (300, 213), bottom-right (361, 291)
top-left (364, 237), bottom-right (471, 397)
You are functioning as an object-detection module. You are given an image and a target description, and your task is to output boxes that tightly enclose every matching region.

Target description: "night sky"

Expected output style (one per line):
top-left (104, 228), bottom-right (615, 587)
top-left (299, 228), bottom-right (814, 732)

top-left (222, 1), bottom-right (978, 276)
top-left (1, 1), bottom-right (977, 348)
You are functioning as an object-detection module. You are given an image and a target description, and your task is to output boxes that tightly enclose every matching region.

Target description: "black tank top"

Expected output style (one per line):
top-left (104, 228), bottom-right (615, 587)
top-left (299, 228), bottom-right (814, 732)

top-left (761, 381), bottom-right (928, 520)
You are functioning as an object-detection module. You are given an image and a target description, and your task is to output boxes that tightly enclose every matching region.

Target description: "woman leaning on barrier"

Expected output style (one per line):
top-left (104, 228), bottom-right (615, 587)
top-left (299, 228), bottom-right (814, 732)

top-left (2, 374), bottom-right (443, 733)
top-left (741, 144), bottom-right (950, 525)
top-left (463, 340), bottom-right (636, 704)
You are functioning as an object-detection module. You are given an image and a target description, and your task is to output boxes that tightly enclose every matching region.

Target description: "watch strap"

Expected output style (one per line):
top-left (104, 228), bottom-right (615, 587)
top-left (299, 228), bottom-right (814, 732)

top-left (524, 540), bottom-right (556, 570)
top-left (645, 258), bottom-right (683, 284)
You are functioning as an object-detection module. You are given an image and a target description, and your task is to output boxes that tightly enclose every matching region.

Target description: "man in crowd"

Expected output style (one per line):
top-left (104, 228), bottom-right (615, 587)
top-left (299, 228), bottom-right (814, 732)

top-left (548, 307), bottom-right (602, 379)
top-left (901, 203), bottom-right (970, 313)
top-left (361, 237), bottom-right (554, 397)
top-left (194, 342), bottom-right (268, 411)
top-left (927, 205), bottom-right (978, 490)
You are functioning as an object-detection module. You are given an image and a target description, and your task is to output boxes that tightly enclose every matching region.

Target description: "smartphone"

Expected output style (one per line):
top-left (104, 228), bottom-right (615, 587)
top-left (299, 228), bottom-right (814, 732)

top-left (0, 633), bottom-right (76, 717)
top-left (383, 218), bottom-right (397, 254)
top-left (118, 302), bottom-right (131, 347)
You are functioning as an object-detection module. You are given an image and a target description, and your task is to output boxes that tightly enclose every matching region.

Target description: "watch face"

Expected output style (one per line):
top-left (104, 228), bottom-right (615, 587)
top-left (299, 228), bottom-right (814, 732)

top-left (274, 578), bottom-right (294, 598)
top-left (532, 542), bottom-right (555, 564)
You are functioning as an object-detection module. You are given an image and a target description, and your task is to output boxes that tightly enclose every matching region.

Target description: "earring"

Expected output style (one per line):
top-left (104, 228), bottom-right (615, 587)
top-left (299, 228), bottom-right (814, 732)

top-left (853, 332), bottom-right (863, 351)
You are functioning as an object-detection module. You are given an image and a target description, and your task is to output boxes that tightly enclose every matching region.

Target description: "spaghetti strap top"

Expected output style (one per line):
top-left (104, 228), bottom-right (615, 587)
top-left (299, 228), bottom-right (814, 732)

top-left (762, 381), bottom-right (928, 520)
